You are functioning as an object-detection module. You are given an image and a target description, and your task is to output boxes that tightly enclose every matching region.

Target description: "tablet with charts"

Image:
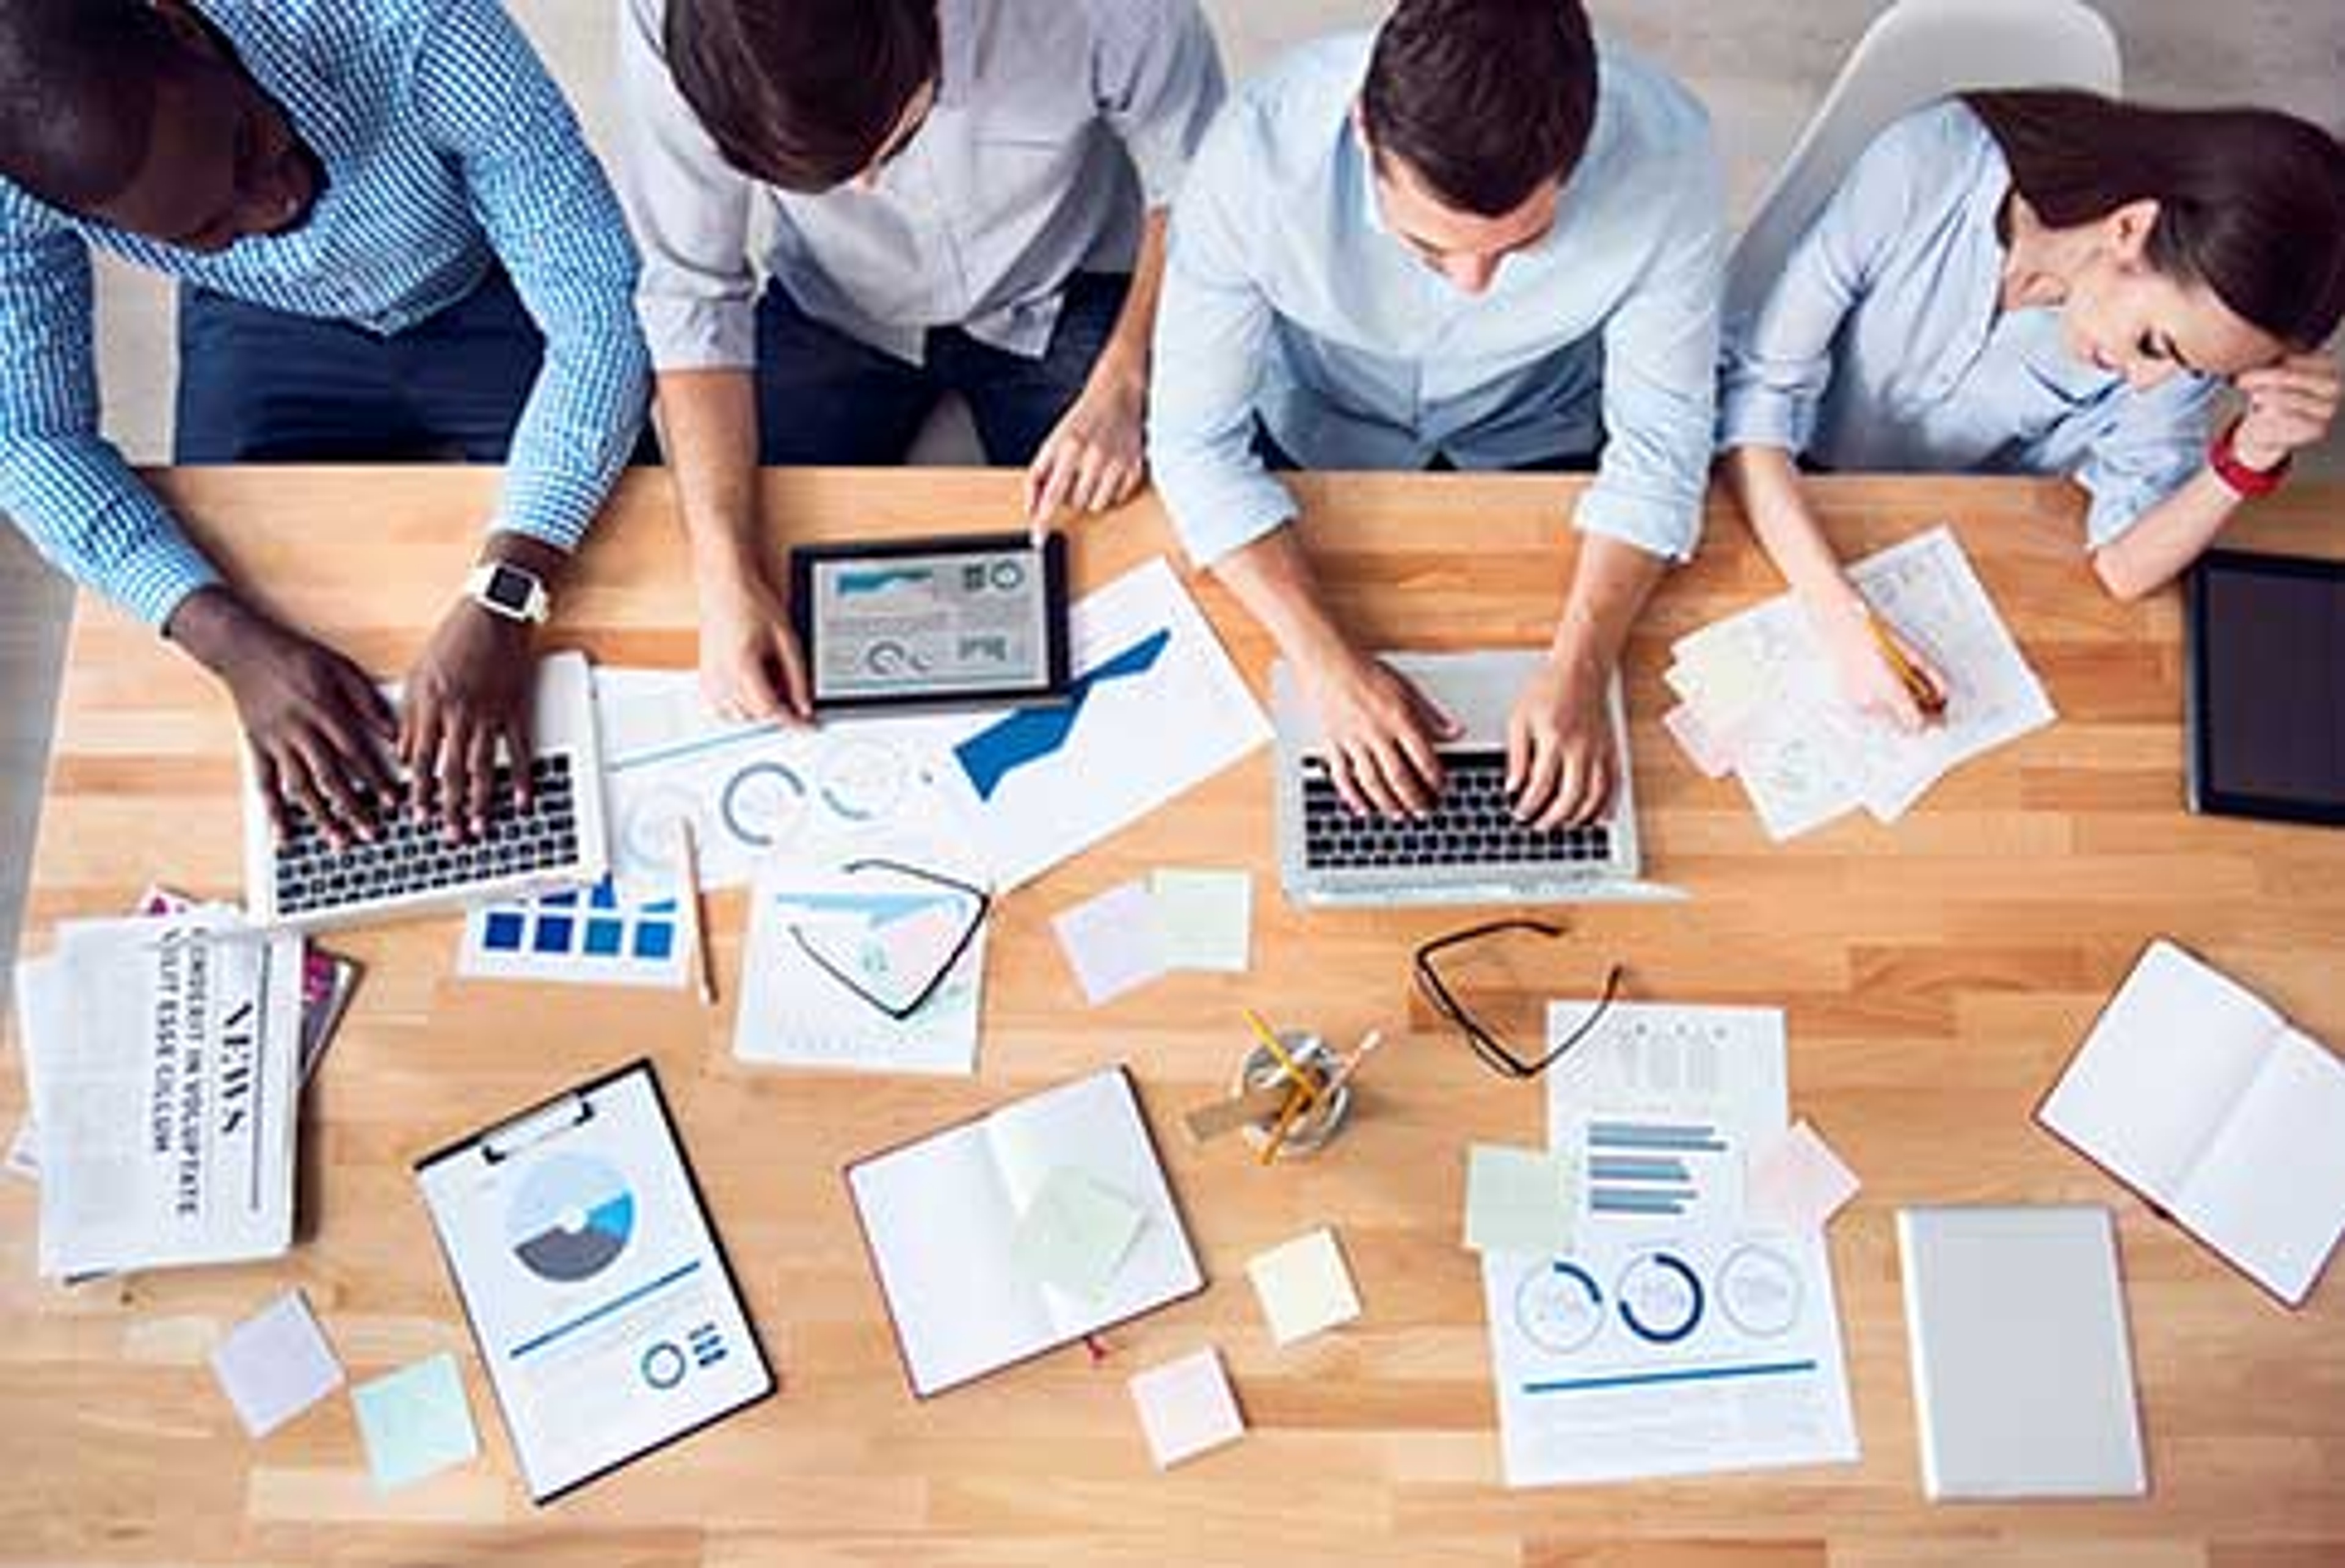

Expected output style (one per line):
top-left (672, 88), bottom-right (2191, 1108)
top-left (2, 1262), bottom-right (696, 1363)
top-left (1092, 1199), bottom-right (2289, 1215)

top-left (791, 533), bottom-right (1071, 714)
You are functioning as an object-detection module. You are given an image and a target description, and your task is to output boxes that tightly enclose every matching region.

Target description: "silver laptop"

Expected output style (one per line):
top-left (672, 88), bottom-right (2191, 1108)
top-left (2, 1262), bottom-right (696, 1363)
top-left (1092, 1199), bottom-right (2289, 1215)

top-left (1273, 650), bottom-right (1672, 908)
top-left (242, 650), bottom-right (609, 931)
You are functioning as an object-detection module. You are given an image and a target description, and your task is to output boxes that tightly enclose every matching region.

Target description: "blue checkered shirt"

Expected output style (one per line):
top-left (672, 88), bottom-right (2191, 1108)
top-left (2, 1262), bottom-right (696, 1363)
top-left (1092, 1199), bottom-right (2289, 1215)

top-left (0, 0), bottom-right (650, 628)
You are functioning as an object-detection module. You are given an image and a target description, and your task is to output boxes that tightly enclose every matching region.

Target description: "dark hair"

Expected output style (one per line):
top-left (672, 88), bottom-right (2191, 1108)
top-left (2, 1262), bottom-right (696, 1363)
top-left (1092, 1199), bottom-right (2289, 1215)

top-left (1360, 0), bottom-right (1598, 218)
top-left (664, 0), bottom-right (939, 194)
top-left (0, 0), bottom-right (192, 211)
top-left (1966, 89), bottom-right (2345, 350)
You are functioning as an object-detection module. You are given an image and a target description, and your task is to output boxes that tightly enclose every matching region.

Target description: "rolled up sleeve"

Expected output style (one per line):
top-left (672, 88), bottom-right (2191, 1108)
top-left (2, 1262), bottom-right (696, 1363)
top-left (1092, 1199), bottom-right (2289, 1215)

top-left (614, 0), bottom-right (762, 372)
top-left (413, 0), bottom-right (651, 554)
top-left (1091, 0), bottom-right (1227, 210)
top-left (0, 216), bottom-right (219, 628)
top-left (2077, 372), bottom-right (2218, 548)
top-left (1145, 112), bottom-right (1296, 567)
top-left (1579, 143), bottom-right (1726, 562)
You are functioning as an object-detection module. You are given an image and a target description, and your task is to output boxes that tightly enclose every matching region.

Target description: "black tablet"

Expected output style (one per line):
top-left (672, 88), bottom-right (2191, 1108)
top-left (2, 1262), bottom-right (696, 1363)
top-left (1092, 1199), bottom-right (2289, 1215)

top-left (2185, 549), bottom-right (2345, 827)
top-left (790, 532), bottom-right (1071, 714)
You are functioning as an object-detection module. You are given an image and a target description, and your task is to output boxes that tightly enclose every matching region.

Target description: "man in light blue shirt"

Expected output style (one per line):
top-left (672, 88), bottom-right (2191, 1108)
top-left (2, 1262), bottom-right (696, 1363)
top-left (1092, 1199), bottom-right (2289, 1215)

top-left (1149, 0), bottom-right (1724, 827)
top-left (0, 0), bottom-right (649, 841)
top-left (618, 0), bottom-right (1224, 725)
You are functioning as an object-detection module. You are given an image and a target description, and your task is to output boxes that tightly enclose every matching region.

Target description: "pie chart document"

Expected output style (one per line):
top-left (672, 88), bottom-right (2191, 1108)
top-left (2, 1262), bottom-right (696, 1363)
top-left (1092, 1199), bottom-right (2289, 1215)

top-left (416, 1062), bottom-right (772, 1502)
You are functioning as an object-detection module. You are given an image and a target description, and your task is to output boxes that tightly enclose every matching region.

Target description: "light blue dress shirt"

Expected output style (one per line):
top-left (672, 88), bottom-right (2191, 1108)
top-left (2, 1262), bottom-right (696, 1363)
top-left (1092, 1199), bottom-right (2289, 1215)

top-left (1720, 100), bottom-right (2217, 548)
top-left (618, 0), bottom-right (1226, 371)
top-left (0, 0), bottom-right (650, 630)
top-left (1146, 33), bottom-right (1726, 568)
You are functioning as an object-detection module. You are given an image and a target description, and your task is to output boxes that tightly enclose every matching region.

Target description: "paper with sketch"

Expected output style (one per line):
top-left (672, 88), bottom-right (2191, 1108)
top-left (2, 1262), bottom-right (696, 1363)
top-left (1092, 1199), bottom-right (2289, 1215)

top-left (591, 669), bottom-right (960, 899)
top-left (1669, 526), bottom-right (2054, 837)
top-left (915, 557), bottom-right (1271, 890)
top-left (733, 849), bottom-right (988, 1076)
top-left (1483, 1225), bottom-right (1859, 1486)
top-left (17, 912), bottom-right (304, 1278)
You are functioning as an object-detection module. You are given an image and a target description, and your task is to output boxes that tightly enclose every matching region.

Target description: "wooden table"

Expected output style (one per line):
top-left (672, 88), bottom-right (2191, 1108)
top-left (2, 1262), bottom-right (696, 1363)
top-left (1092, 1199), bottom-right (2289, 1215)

top-left (4, 469), bottom-right (2342, 1567)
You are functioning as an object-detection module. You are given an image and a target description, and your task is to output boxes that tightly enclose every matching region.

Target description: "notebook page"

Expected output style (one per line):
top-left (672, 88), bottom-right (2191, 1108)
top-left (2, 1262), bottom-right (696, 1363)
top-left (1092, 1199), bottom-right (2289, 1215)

top-left (2040, 941), bottom-right (2278, 1203)
top-left (848, 1120), bottom-right (1052, 1396)
top-left (2172, 1028), bottom-right (2345, 1305)
top-left (987, 1069), bottom-right (1202, 1341)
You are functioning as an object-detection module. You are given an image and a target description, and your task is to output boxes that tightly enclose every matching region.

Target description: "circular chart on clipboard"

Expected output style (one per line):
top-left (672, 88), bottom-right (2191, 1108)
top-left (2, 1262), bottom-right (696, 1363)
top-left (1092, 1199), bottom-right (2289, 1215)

top-left (718, 759), bottom-right (810, 850)
top-left (1513, 1261), bottom-right (1605, 1356)
top-left (507, 1153), bottom-right (636, 1283)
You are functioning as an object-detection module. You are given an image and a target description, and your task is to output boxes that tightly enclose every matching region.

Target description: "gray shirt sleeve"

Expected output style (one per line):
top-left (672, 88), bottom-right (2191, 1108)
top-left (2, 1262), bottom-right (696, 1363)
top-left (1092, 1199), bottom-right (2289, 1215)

top-left (614, 0), bottom-right (762, 372)
top-left (1087, 0), bottom-right (1228, 210)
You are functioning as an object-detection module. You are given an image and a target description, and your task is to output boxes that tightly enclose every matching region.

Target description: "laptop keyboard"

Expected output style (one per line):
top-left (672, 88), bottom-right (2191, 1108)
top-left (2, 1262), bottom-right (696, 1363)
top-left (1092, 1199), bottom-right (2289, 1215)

top-left (1301, 749), bottom-right (1612, 872)
top-left (272, 754), bottom-right (580, 918)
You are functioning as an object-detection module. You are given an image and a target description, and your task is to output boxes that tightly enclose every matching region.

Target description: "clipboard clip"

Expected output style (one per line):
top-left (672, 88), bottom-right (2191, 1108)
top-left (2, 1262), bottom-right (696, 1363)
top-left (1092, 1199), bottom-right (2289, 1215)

top-left (483, 1092), bottom-right (597, 1164)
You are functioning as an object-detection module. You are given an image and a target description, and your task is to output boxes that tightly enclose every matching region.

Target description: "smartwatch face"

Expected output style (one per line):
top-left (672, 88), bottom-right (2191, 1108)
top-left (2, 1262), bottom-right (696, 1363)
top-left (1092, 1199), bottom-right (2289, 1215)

top-left (484, 564), bottom-right (537, 615)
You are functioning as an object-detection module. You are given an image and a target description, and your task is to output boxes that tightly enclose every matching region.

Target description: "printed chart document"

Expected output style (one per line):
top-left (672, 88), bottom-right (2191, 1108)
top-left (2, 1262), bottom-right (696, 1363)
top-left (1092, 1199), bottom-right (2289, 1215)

top-left (915, 558), bottom-right (1271, 889)
top-left (1667, 526), bottom-right (2055, 838)
top-left (18, 912), bottom-right (304, 1278)
top-left (1480, 1000), bottom-right (1858, 1487)
top-left (846, 1067), bottom-right (1204, 1397)
top-left (415, 1062), bottom-right (772, 1503)
top-left (2040, 939), bottom-right (2345, 1305)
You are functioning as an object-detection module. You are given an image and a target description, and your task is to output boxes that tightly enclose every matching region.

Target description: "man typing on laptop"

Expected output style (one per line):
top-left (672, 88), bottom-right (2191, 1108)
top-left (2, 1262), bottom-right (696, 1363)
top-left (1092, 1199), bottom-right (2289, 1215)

top-left (1147, 0), bottom-right (1723, 830)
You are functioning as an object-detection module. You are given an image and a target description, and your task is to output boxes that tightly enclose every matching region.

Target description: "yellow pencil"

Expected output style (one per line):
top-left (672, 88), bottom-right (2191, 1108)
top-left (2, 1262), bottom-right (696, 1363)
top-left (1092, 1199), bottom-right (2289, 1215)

top-left (1263, 1029), bottom-right (1384, 1166)
top-left (1241, 1007), bottom-right (1322, 1106)
top-left (1257, 1082), bottom-right (1312, 1167)
top-left (677, 819), bottom-right (716, 1007)
top-left (1866, 611), bottom-right (1948, 719)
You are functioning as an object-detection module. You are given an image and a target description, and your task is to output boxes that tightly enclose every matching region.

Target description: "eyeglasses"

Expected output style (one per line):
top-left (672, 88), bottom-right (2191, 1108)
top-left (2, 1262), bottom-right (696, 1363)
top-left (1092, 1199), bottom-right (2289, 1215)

top-left (1412, 918), bottom-right (1623, 1080)
top-left (787, 858), bottom-right (989, 1022)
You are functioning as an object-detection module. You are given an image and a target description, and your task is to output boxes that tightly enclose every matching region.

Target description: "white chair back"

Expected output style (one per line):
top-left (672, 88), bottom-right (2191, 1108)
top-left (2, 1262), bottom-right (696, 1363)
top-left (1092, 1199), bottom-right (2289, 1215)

top-left (1726, 0), bottom-right (2121, 324)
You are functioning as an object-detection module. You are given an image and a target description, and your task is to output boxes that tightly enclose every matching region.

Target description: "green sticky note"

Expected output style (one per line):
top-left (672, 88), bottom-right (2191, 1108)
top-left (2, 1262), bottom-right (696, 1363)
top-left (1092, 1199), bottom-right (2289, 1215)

top-left (1464, 1144), bottom-right (1577, 1257)
top-left (1149, 868), bottom-right (1252, 973)
top-left (352, 1352), bottom-right (479, 1493)
top-left (1011, 1167), bottom-right (1147, 1302)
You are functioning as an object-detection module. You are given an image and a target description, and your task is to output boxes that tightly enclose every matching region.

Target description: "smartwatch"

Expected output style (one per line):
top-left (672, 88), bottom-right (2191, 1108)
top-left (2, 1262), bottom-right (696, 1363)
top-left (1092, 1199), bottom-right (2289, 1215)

top-left (465, 560), bottom-right (551, 625)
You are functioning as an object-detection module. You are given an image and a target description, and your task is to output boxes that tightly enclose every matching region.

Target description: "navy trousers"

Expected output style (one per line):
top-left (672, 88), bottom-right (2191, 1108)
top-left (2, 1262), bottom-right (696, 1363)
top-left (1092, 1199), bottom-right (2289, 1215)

top-left (752, 272), bottom-right (1131, 466)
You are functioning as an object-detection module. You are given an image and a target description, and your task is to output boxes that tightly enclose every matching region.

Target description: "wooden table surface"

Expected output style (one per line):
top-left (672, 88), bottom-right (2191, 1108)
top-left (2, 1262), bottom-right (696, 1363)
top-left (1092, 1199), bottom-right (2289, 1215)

top-left (4, 468), bottom-right (2342, 1567)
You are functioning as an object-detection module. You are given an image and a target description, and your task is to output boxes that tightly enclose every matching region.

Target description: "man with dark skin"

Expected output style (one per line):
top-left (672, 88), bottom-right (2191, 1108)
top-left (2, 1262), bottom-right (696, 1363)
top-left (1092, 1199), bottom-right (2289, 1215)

top-left (0, 0), bottom-right (649, 843)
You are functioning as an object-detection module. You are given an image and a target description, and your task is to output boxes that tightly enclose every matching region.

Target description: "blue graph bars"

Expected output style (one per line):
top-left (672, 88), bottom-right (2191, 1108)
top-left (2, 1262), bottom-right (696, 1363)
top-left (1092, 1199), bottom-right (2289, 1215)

top-left (1585, 1120), bottom-right (1725, 1218)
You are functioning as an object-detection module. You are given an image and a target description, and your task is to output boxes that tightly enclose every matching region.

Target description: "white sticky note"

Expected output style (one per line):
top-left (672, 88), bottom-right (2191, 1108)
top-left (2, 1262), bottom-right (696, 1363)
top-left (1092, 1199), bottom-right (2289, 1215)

top-left (1010, 1167), bottom-right (1147, 1303)
top-left (209, 1291), bottom-right (344, 1439)
top-left (1129, 1347), bottom-right (1245, 1470)
top-left (1747, 1119), bottom-right (1861, 1232)
top-left (1149, 868), bottom-right (1252, 973)
top-left (1246, 1228), bottom-right (1362, 1346)
top-left (1464, 1144), bottom-right (1577, 1256)
top-left (353, 1353), bottom-right (479, 1492)
top-left (1052, 880), bottom-right (1169, 1005)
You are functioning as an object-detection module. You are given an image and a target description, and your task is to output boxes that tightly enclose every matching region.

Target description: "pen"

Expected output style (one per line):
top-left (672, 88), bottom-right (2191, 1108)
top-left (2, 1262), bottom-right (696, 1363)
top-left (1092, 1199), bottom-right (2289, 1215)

top-left (1866, 611), bottom-right (1948, 719)
top-left (677, 819), bottom-right (716, 1007)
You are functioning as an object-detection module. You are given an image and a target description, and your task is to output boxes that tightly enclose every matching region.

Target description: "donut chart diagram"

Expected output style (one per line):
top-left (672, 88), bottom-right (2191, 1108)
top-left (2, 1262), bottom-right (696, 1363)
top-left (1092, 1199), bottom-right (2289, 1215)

top-left (1507, 1239), bottom-right (1811, 1362)
top-left (507, 1153), bottom-right (636, 1285)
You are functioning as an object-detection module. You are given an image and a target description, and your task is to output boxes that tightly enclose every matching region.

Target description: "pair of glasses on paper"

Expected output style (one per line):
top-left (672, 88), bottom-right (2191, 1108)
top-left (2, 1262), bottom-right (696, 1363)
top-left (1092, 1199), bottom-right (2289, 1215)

top-left (785, 858), bottom-right (991, 1022)
top-left (1412, 918), bottom-right (1624, 1080)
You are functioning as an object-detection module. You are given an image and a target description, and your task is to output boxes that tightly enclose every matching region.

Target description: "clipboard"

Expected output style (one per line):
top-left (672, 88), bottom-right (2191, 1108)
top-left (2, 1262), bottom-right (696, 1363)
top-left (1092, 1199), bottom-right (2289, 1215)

top-left (413, 1060), bottom-right (773, 1503)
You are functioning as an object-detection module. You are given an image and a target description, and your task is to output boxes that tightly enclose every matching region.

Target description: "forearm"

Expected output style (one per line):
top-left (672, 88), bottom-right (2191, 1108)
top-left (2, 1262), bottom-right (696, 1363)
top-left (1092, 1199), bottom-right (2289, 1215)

top-left (1549, 534), bottom-right (1665, 680)
top-left (652, 368), bottom-right (766, 587)
top-left (2089, 470), bottom-right (2242, 602)
top-left (1096, 211), bottom-right (1170, 387)
top-left (1212, 525), bottom-right (1355, 667)
top-left (1721, 445), bottom-right (1864, 615)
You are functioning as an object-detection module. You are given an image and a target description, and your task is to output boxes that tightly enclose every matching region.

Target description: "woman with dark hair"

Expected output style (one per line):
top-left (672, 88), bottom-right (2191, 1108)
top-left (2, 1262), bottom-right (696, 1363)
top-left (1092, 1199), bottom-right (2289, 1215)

top-left (1720, 91), bottom-right (2344, 729)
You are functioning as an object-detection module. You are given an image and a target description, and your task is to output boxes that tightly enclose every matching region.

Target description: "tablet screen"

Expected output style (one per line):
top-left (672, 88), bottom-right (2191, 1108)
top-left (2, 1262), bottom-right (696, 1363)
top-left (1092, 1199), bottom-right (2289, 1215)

top-left (801, 539), bottom-right (1063, 708)
top-left (2192, 553), bottom-right (2345, 822)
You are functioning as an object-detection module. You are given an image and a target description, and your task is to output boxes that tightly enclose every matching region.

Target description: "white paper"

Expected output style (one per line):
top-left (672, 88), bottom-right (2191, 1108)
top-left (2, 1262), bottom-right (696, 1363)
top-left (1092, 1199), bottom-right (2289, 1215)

top-left (915, 558), bottom-right (1271, 890)
top-left (2170, 1029), bottom-right (2345, 1305)
top-left (457, 877), bottom-right (691, 990)
top-left (592, 669), bottom-right (961, 899)
top-left (1485, 1228), bottom-right (1859, 1486)
top-left (1670, 527), bottom-right (2055, 837)
top-left (733, 852), bottom-right (987, 1077)
top-left (21, 913), bottom-right (304, 1278)
top-left (413, 1066), bottom-right (769, 1501)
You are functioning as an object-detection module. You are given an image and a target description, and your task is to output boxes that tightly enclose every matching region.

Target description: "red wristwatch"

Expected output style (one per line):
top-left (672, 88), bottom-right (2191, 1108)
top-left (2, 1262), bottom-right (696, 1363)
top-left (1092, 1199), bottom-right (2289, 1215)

top-left (2209, 417), bottom-right (2291, 499)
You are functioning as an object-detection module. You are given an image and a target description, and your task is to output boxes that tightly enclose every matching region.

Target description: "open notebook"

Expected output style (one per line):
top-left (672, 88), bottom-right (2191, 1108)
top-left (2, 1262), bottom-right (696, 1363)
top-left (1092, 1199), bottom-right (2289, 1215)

top-left (2040, 939), bottom-right (2345, 1307)
top-left (846, 1067), bottom-right (1204, 1397)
